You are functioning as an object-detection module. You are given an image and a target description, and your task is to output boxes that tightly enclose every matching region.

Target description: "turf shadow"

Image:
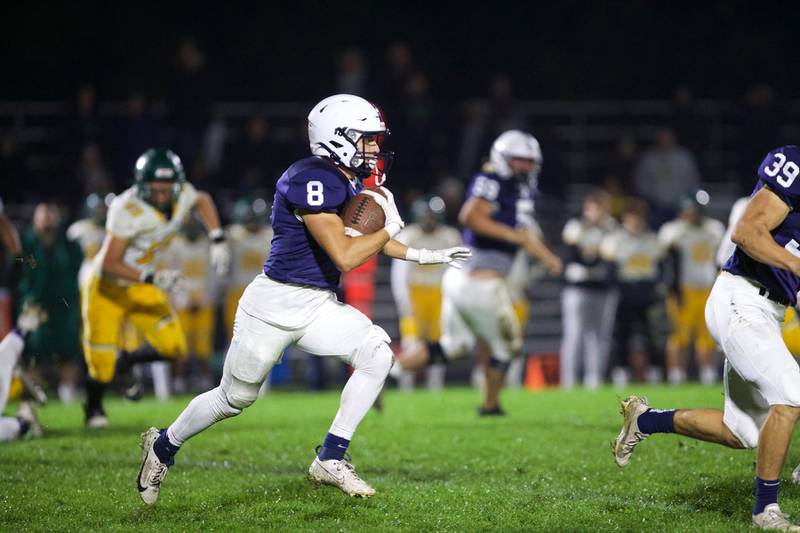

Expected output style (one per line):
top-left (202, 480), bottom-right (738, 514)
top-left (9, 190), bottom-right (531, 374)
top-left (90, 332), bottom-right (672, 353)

top-left (670, 475), bottom-right (752, 519)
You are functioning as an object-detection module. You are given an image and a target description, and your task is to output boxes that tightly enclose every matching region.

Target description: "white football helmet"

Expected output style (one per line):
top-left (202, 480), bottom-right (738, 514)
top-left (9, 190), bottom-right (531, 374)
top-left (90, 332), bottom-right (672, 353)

top-left (308, 94), bottom-right (394, 182)
top-left (489, 130), bottom-right (542, 183)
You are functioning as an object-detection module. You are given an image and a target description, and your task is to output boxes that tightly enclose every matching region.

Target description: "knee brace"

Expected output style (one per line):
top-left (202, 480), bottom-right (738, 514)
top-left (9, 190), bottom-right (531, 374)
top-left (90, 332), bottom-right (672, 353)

top-left (223, 376), bottom-right (260, 411)
top-left (351, 326), bottom-right (394, 378)
top-left (489, 356), bottom-right (511, 373)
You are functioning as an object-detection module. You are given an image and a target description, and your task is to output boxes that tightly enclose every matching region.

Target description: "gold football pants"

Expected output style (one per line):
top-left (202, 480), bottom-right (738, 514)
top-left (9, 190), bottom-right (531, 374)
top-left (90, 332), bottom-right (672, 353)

top-left (81, 275), bottom-right (187, 383)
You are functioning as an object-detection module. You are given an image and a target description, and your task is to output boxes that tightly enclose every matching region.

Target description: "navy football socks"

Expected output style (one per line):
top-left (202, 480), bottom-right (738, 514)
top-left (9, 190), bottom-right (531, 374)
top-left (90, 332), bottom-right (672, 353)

top-left (16, 417), bottom-right (30, 438)
top-left (754, 477), bottom-right (780, 515)
top-left (636, 408), bottom-right (677, 434)
top-left (318, 433), bottom-right (350, 461)
top-left (153, 430), bottom-right (180, 466)
top-left (427, 341), bottom-right (446, 365)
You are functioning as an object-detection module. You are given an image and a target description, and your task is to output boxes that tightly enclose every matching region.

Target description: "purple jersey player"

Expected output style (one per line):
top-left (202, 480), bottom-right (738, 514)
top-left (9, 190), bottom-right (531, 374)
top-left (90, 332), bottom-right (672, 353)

top-left (394, 130), bottom-right (562, 416)
top-left (136, 94), bottom-right (470, 503)
top-left (613, 146), bottom-right (800, 530)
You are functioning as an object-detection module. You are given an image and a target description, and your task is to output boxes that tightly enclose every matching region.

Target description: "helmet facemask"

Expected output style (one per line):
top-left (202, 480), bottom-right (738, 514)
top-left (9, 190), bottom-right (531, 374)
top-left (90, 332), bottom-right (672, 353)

top-left (307, 95), bottom-right (395, 185)
top-left (506, 157), bottom-right (540, 187)
top-left (139, 179), bottom-right (182, 212)
top-left (334, 128), bottom-right (395, 183)
top-left (134, 148), bottom-right (186, 212)
top-left (489, 130), bottom-right (542, 187)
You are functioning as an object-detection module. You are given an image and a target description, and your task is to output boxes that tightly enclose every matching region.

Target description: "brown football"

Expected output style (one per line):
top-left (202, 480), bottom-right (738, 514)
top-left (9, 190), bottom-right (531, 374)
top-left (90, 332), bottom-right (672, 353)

top-left (340, 187), bottom-right (387, 235)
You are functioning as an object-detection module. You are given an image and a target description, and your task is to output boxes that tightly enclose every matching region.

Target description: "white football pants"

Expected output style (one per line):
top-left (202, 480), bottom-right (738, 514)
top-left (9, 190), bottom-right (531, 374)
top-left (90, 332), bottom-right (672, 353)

top-left (167, 274), bottom-right (393, 446)
top-left (559, 286), bottom-right (618, 389)
top-left (0, 330), bottom-right (25, 441)
top-left (705, 272), bottom-right (800, 448)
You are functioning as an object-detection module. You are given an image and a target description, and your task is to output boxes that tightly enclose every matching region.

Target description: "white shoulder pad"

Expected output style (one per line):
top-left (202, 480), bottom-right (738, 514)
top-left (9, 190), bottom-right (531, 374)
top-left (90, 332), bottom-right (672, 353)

top-left (106, 189), bottom-right (142, 239)
top-left (657, 220), bottom-right (681, 247)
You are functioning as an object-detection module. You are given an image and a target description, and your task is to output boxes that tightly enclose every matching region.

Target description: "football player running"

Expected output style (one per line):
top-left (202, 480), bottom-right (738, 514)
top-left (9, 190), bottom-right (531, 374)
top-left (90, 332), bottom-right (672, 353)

top-left (613, 146), bottom-right (800, 531)
top-left (394, 130), bottom-right (562, 415)
top-left (136, 94), bottom-right (470, 503)
top-left (81, 148), bottom-right (230, 428)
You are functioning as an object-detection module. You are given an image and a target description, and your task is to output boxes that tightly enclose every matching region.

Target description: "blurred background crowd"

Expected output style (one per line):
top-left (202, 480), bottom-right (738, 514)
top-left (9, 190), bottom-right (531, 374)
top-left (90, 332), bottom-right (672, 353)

top-left (2, 3), bottom-right (799, 401)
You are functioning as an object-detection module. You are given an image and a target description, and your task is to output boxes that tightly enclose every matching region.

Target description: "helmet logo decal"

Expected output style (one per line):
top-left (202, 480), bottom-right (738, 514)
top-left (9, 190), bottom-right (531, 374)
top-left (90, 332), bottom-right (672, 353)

top-left (154, 168), bottom-right (175, 178)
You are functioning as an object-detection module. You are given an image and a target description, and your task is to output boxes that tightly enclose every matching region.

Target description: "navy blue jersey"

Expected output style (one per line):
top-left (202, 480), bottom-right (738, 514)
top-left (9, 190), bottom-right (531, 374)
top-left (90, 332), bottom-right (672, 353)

top-left (264, 156), bottom-right (362, 290)
top-left (725, 145), bottom-right (800, 305)
top-left (462, 171), bottom-right (536, 256)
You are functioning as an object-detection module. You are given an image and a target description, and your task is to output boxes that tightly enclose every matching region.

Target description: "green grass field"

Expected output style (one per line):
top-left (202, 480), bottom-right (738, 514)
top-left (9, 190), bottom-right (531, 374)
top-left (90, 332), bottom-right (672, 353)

top-left (3, 385), bottom-right (797, 532)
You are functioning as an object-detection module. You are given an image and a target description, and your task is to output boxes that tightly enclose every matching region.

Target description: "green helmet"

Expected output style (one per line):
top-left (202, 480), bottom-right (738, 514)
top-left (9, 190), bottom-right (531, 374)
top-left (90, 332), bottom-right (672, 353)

top-left (134, 148), bottom-right (186, 208)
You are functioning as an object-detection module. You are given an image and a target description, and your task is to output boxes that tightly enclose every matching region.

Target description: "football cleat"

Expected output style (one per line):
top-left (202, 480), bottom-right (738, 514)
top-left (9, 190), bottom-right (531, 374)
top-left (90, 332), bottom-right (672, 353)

top-left (612, 395), bottom-right (650, 467)
top-left (478, 405), bottom-right (506, 417)
top-left (137, 427), bottom-right (171, 506)
top-left (752, 504), bottom-right (800, 531)
top-left (791, 463), bottom-right (800, 485)
top-left (85, 406), bottom-right (109, 430)
top-left (308, 456), bottom-right (376, 498)
top-left (17, 401), bottom-right (43, 438)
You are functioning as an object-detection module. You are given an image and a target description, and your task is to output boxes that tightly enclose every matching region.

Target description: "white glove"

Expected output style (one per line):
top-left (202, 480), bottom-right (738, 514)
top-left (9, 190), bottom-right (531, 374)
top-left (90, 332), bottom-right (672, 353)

top-left (142, 269), bottom-right (187, 296)
top-left (210, 241), bottom-right (231, 276)
top-left (16, 302), bottom-right (47, 335)
top-left (362, 187), bottom-right (404, 238)
top-left (406, 247), bottom-right (473, 268)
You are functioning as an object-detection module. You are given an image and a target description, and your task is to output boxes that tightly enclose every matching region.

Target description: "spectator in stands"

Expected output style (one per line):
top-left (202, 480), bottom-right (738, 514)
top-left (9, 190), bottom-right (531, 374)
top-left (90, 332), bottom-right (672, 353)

top-left (375, 41), bottom-right (415, 106)
top-left (670, 84), bottom-right (706, 157)
top-left (738, 83), bottom-right (783, 194)
top-left (335, 47), bottom-right (368, 96)
top-left (170, 37), bottom-right (212, 177)
top-left (18, 203), bottom-right (83, 402)
top-left (486, 73), bottom-right (527, 136)
top-left (601, 199), bottom-right (667, 386)
top-left (609, 133), bottom-right (638, 195)
top-left (64, 83), bottom-right (105, 182)
top-left (601, 134), bottom-right (639, 218)
top-left (114, 92), bottom-right (161, 185)
top-left (456, 73), bottom-right (527, 179)
top-left (224, 116), bottom-right (281, 195)
top-left (633, 127), bottom-right (700, 227)
top-left (560, 190), bottom-right (619, 389)
top-left (391, 71), bottom-right (439, 200)
top-left (75, 143), bottom-right (113, 198)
